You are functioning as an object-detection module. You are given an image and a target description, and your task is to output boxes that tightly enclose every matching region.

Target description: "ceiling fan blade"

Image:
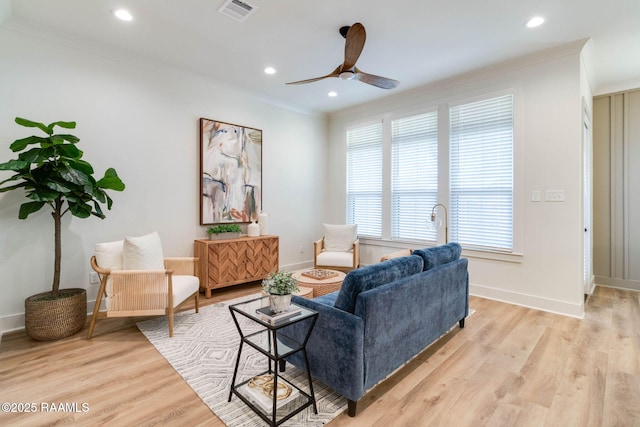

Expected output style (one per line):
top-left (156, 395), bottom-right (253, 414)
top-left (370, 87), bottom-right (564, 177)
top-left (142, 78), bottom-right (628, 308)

top-left (286, 65), bottom-right (341, 85)
top-left (354, 67), bottom-right (399, 89)
top-left (342, 23), bottom-right (366, 71)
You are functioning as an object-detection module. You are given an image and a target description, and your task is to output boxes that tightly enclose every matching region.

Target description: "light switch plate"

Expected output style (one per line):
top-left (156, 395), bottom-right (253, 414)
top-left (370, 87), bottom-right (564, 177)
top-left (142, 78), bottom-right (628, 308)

top-left (546, 190), bottom-right (565, 202)
top-left (531, 190), bottom-right (541, 202)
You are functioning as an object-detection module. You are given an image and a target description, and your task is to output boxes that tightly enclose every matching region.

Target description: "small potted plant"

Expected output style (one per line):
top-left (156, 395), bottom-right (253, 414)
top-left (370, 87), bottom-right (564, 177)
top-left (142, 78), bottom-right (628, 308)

top-left (262, 271), bottom-right (299, 313)
top-left (207, 223), bottom-right (242, 240)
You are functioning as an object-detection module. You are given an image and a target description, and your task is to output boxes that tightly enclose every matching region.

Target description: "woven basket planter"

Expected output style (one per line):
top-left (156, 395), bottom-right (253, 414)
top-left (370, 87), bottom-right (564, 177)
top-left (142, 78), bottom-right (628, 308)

top-left (24, 288), bottom-right (87, 341)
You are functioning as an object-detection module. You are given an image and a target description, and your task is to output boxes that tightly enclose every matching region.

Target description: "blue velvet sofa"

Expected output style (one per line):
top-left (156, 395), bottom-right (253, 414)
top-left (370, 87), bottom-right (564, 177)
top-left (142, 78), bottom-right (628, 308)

top-left (283, 243), bottom-right (469, 416)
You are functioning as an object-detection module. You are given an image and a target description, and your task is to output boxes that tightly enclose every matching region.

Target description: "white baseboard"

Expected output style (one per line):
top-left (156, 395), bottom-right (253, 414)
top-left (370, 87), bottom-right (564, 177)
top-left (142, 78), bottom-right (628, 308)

top-left (470, 283), bottom-right (584, 319)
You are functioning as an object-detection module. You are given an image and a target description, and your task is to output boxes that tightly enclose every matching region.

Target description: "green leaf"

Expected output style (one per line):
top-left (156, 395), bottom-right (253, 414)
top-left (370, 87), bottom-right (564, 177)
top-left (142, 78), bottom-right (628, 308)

top-left (28, 187), bottom-right (60, 202)
top-left (43, 179), bottom-right (74, 193)
top-left (92, 201), bottom-right (105, 219)
top-left (0, 181), bottom-right (27, 193)
top-left (18, 201), bottom-right (46, 219)
top-left (69, 202), bottom-right (92, 218)
top-left (58, 164), bottom-right (91, 186)
top-left (97, 168), bottom-right (125, 191)
top-left (58, 134), bottom-right (80, 144)
top-left (9, 136), bottom-right (49, 152)
top-left (65, 158), bottom-right (93, 175)
top-left (49, 121), bottom-right (76, 130)
top-left (15, 117), bottom-right (51, 135)
top-left (0, 159), bottom-right (29, 171)
top-left (19, 147), bottom-right (53, 164)
top-left (51, 135), bottom-right (65, 145)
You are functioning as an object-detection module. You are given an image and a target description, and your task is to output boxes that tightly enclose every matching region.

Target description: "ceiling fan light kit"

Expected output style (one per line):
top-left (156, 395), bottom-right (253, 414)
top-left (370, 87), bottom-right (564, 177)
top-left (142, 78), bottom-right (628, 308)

top-left (286, 23), bottom-right (399, 90)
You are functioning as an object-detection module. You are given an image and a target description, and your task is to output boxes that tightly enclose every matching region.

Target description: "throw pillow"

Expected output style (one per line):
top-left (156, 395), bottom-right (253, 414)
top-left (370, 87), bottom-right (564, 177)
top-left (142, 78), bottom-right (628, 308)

top-left (323, 223), bottom-right (357, 252)
top-left (95, 240), bottom-right (124, 270)
top-left (122, 231), bottom-right (165, 270)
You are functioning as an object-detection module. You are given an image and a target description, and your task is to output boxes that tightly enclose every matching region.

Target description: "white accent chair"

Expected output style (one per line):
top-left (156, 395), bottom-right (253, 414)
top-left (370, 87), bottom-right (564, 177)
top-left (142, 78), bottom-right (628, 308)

top-left (87, 232), bottom-right (199, 339)
top-left (313, 224), bottom-right (359, 273)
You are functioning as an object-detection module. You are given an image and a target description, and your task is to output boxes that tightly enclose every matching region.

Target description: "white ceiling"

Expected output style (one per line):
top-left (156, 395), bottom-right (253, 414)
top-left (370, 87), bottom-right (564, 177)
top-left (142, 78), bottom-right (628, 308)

top-left (3, 0), bottom-right (640, 114)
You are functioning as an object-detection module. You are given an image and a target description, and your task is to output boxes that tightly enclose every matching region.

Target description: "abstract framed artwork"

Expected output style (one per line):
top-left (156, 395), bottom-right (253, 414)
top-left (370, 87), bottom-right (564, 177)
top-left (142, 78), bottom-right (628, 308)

top-left (199, 118), bottom-right (262, 225)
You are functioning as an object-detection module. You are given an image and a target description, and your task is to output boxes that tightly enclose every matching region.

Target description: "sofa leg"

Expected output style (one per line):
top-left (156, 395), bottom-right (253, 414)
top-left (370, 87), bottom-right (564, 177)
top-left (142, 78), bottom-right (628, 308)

top-left (347, 399), bottom-right (357, 417)
top-left (278, 360), bottom-right (286, 372)
top-left (459, 318), bottom-right (465, 328)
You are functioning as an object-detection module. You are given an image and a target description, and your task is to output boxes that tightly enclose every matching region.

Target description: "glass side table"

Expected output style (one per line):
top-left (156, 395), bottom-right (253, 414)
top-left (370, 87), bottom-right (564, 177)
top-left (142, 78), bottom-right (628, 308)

top-left (228, 296), bottom-right (318, 426)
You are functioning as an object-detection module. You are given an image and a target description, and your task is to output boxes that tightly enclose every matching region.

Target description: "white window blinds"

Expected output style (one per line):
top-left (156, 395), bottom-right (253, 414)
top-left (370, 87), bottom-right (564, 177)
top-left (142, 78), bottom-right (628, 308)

top-left (450, 94), bottom-right (514, 251)
top-left (346, 123), bottom-right (383, 238)
top-left (391, 112), bottom-right (438, 241)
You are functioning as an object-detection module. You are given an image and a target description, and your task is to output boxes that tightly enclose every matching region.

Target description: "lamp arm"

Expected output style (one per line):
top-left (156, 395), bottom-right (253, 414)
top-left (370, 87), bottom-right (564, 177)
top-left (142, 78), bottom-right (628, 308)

top-left (430, 203), bottom-right (449, 243)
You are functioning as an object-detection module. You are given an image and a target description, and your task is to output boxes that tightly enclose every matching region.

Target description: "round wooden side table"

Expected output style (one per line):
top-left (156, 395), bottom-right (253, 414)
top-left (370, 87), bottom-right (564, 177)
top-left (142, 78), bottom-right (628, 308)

top-left (292, 269), bottom-right (346, 297)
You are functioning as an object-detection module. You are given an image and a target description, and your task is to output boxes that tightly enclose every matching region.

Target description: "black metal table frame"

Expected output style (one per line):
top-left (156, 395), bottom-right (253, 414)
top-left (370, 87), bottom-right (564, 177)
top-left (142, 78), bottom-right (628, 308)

top-left (228, 296), bottom-right (318, 426)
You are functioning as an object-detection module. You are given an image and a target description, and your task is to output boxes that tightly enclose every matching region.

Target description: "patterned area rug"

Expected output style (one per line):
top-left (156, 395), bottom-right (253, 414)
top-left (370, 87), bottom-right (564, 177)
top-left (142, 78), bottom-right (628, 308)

top-left (137, 294), bottom-right (346, 426)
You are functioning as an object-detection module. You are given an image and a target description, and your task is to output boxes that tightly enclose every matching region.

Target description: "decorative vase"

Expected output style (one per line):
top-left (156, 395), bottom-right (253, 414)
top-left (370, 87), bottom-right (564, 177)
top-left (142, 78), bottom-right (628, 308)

top-left (258, 211), bottom-right (269, 235)
top-left (248, 221), bottom-right (260, 237)
top-left (24, 288), bottom-right (87, 341)
top-left (268, 294), bottom-right (292, 313)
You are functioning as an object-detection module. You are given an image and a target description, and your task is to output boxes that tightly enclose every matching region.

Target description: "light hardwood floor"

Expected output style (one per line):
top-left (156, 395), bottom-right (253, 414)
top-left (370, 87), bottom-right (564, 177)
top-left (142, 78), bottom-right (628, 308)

top-left (1, 284), bottom-right (638, 426)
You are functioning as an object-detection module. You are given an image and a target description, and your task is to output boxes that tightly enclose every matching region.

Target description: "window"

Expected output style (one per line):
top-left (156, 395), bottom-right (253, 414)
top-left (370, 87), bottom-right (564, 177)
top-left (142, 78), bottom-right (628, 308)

top-left (346, 123), bottom-right (383, 238)
top-left (449, 94), bottom-right (514, 251)
top-left (391, 112), bottom-right (438, 241)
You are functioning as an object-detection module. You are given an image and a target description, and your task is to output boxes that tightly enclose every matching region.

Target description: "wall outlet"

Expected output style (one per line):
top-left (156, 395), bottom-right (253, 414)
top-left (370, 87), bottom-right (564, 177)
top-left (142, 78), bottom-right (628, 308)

top-left (545, 190), bottom-right (565, 202)
top-left (90, 272), bottom-right (100, 285)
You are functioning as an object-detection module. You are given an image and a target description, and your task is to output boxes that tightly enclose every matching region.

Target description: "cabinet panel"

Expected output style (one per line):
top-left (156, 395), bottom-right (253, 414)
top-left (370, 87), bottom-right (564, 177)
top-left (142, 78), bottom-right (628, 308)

top-left (195, 236), bottom-right (279, 298)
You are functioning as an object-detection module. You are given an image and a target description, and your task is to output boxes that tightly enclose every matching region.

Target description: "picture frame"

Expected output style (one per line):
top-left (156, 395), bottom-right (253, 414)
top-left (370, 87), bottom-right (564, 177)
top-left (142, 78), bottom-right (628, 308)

top-left (199, 118), bottom-right (262, 225)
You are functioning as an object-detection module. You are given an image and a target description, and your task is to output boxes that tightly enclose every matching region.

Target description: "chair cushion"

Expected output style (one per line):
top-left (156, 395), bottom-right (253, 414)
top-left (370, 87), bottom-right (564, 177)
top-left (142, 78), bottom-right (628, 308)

top-left (323, 224), bottom-right (357, 252)
top-left (316, 251), bottom-right (354, 268)
top-left (412, 243), bottom-right (462, 271)
top-left (95, 240), bottom-right (124, 270)
top-left (122, 231), bottom-right (165, 270)
top-left (334, 255), bottom-right (423, 314)
top-left (172, 275), bottom-right (199, 307)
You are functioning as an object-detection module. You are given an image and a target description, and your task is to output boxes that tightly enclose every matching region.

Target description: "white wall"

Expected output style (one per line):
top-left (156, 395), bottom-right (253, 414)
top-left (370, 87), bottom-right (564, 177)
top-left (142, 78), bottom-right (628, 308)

top-left (0, 24), bottom-right (326, 332)
top-left (327, 41), bottom-right (590, 318)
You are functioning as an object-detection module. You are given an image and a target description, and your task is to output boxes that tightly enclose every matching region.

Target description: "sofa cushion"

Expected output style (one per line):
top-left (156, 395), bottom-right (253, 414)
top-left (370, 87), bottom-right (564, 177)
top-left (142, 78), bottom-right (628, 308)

top-left (334, 255), bottom-right (423, 314)
top-left (412, 243), bottom-right (461, 271)
top-left (122, 231), bottom-right (165, 270)
top-left (316, 251), bottom-right (354, 268)
top-left (323, 223), bottom-right (357, 252)
top-left (172, 275), bottom-right (199, 307)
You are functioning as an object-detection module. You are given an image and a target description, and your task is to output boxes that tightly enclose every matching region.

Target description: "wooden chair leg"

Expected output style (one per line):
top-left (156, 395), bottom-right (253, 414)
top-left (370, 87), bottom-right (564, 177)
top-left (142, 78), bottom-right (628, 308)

top-left (87, 277), bottom-right (107, 339)
top-left (168, 306), bottom-right (174, 338)
top-left (194, 292), bottom-right (199, 314)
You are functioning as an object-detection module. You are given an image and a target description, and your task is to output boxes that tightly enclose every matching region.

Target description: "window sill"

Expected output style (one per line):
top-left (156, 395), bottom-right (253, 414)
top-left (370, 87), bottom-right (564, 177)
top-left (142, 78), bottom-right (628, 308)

top-left (359, 238), bottom-right (523, 264)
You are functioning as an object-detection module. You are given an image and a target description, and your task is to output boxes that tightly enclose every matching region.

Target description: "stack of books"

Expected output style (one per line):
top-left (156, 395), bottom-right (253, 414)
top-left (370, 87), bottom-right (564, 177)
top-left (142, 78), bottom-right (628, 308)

top-left (255, 306), bottom-right (301, 325)
top-left (240, 377), bottom-right (300, 414)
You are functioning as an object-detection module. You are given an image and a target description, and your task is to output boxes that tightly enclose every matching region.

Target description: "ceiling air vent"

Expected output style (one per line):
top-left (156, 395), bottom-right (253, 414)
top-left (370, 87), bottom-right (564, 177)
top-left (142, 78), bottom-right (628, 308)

top-left (218, 0), bottom-right (257, 22)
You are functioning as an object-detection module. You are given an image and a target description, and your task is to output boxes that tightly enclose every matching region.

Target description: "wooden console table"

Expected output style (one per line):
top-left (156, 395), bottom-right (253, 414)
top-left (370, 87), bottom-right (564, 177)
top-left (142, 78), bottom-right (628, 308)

top-left (194, 235), bottom-right (279, 298)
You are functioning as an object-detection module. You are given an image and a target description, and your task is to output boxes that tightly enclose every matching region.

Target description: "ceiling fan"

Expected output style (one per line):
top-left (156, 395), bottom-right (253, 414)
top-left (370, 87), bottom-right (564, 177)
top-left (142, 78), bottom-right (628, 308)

top-left (286, 23), bottom-right (399, 90)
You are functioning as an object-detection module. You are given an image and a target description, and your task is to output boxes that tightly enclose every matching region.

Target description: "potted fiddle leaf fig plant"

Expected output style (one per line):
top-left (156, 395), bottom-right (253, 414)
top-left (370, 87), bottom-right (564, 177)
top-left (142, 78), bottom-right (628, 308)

top-left (262, 271), bottom-right (299, 313)
top-left (0, 117), bottom-right (125, 340)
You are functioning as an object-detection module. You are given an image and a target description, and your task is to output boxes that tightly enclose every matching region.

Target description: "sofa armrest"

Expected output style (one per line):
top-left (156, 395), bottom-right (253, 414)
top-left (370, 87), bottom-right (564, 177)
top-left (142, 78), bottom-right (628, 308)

top-left (284, 295), bottom-right (366, 402)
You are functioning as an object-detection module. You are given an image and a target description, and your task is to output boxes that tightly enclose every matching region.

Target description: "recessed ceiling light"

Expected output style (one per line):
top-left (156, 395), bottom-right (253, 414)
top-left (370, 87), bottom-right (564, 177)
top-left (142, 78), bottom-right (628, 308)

top-left (264, 67), bottom-right (276, 75)
top-left (113, 9), bottom-right (133, 21)
top-left (525, 16), bottom-right (545, 28)
top-left (328, 91), bottom-right (337, 97)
